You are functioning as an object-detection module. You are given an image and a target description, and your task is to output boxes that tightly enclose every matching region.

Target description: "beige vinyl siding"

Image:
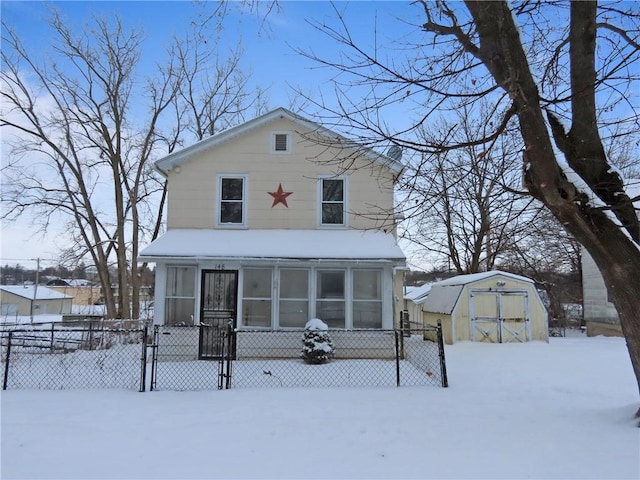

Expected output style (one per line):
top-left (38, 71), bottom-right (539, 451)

top-left (166, 118), bottom-right (396, 231)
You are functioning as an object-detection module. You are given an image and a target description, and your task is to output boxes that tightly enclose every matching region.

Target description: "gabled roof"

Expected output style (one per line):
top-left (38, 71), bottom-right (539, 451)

top-left (0, 285), bottom-right (72, 300)
top-left (139, 228), bottom-right (406, 264)
top-left (153, 107), bottom-right (405, 176)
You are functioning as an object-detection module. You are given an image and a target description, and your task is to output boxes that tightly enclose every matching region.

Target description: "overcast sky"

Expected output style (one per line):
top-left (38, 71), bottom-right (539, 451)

top-left (1, 1), bottom-right (421, 269)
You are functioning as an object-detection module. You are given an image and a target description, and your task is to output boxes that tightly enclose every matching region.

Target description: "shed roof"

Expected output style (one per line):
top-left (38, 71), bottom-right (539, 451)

top-left (421, 285), bottom-right (464, 315)
top-left (0, 285), bottom-right (72, 300)
top-left (434, 271), bottom-right (535, 287)
top-left (404, 283), bottom-right (432, 303)
top-left (140, 229), bottom-right (406, 264)
top-left (154, 107), bottom-right (405, 176)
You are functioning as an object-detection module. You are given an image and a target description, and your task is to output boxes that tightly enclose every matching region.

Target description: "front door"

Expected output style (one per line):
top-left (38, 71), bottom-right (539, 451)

top-left (199, 270), bottom-right (238, 359)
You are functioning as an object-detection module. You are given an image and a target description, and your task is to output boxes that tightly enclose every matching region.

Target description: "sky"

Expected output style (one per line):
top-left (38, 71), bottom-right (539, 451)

top-left (0, 0), bottom-right (421, 270)
top-left (2, 332), bottom-right (639, 479)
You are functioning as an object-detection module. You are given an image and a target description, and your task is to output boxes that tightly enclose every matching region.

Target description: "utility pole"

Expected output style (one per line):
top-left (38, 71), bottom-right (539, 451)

top-left (29, 258), bottom-right (40, 324)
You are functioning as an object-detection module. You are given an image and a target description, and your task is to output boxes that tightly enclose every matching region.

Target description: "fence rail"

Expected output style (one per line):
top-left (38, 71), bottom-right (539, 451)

top-left (1, 327), bottom-right (147, 391)
top-left (150, 324), bottom-right (448, 391)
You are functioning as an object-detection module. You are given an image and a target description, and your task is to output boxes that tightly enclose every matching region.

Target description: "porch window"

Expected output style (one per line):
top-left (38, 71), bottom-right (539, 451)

top-left (165, 266), bottom-right (196, 326)
top-left (242, 268), bottom-right (272, 327)
top-left (352, 270), bottom-right (382, 328)
top-left (320, 178), bottom-right (345, 226)
top-left (279, 269), bottom-right (309, 328)
top-left (316, 270), bottom-right (345, 328)
top-left (218, 175), bottom-right (246, 225)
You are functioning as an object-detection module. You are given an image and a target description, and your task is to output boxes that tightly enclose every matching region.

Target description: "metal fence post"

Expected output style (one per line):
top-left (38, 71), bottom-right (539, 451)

top-left (149, 325), bottom-right (158, 391)
top-left (437, 320), bottom-right (449, 388)
top-left (3, 331), bottom-right (12, 390)
top-left (394, 330), bottom-right (401, 387)
top-left (225, 324), bottom-right (233, 389)
top-left (139, 327), bottom-right (148, 392)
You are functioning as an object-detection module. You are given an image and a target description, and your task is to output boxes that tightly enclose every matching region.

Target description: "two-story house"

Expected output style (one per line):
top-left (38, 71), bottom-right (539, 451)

top-left (139, 108), bottom-right (406, 356)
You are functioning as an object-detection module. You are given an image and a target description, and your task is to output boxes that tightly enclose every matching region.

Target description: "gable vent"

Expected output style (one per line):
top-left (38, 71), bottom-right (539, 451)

top-left (274, 133), bottom-right (288, 152)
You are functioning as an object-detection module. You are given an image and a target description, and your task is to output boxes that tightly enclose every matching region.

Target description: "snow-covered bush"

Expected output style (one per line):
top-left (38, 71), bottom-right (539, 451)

top-left (301, 318), bottom-right (334, 364)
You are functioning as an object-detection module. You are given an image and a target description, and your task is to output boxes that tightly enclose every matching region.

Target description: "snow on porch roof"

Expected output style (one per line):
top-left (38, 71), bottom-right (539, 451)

top-left (139, 229), bottom-right (406, 263)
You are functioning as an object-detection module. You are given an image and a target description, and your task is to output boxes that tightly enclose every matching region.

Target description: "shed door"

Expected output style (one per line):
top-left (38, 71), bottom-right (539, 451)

top-left (499, 292), bottom-right (530, 343)
top-left (470, 290), bottom-right (530, 343)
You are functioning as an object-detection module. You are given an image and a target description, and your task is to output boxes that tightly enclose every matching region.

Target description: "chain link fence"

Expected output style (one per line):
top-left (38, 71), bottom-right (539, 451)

top-left (149, 325), bottom-right (228, 391)
top-left (1, 327), bottom-right (147, 391)
top-left (150, 323), bottom-right (448, 391)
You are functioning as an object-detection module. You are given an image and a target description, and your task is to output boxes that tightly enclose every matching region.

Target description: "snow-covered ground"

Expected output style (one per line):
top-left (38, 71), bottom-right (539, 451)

top-left (1, 333), bottom-right (638, 479)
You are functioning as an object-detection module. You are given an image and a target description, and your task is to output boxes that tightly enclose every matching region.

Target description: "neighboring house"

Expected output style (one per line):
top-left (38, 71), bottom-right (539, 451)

top-left (0, 285), bottom-right (73, 317)
top-left (581, 179), bottom-right (638, 338)
top-left (581, 250), bottom-right (622, 337)
top-left (139, 108), bottom-right (407, 358)
top-left (46, 279), bottom-right (101, 306)
top-left (421, 271), bottom-right (548, 344)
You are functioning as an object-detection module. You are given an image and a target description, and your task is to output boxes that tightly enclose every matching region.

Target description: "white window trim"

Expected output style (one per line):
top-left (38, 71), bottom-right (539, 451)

top-left (236, 265), bottom-right (391, 330)
top-left (271, 131), bottom-right (292, 154)
top-left (216, 174), bottom-right (248, 228)
top-left (163, 265), bottom-right (198, 326)
top-left (317, 175), bottom-right (348, 228)
top-left (352, 269), bottom-right (383, 329)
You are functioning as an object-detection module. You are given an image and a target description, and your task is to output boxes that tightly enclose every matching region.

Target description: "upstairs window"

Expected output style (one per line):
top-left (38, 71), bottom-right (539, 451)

top-left (320, 177), bottom-right (345, 226)
top-left (271, 132), bottom-right (291, 153)
top-left (218, 175), bottom-right (246, 226)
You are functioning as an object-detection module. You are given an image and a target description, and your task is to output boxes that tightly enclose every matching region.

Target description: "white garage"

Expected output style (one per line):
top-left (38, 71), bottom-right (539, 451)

top-left (422, 271), bottom-right (548, 344)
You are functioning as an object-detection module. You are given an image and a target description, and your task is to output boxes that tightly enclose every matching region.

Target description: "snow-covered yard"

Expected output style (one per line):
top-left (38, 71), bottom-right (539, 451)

top-left (1, 333), bottom-right (638, 479)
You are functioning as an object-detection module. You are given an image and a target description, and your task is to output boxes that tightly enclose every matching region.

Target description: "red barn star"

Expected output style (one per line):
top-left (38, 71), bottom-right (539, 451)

top-left (268, 183), bottom-right (293, 207)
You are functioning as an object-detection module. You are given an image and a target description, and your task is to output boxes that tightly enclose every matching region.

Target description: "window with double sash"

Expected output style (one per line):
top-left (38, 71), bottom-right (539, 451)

top-left (320, 177), bottom-right (345, 226)
top-left (218, 175), bottom-right (246, 226)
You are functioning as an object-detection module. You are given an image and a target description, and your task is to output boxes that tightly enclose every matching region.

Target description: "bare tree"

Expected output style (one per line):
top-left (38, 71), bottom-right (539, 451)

top-left (298, 1), bottom-right (640, 410)
top-left (400, 104), bottom-right (536, 273)
top-left (1, 9), bottom-right (261, 319)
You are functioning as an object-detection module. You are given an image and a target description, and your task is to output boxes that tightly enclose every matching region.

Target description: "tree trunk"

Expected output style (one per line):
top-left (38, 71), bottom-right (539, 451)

top-left (464, 0), bottom-right (640, 400)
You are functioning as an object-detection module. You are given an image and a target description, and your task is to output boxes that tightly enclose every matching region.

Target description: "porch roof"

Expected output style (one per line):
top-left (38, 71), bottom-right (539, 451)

top-left (139, 229), bottom-right (406, 264)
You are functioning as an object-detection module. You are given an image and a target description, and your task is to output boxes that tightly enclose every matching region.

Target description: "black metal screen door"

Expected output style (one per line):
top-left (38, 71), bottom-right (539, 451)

top-left (199, 270), bottom-right (238, 359)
